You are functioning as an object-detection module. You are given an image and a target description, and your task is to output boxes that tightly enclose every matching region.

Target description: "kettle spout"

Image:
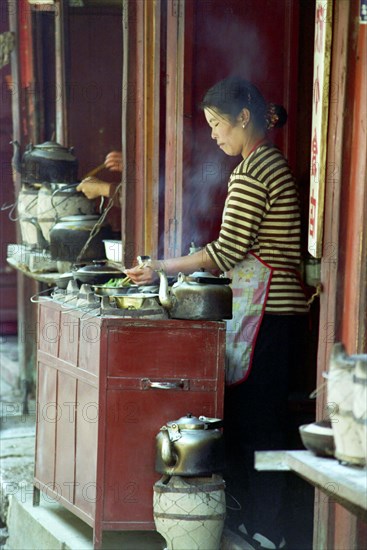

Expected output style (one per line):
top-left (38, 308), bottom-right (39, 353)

top-left (158, 269), bottom-right (173, 310)
top-left (11, 140), bottom-right (21, 175)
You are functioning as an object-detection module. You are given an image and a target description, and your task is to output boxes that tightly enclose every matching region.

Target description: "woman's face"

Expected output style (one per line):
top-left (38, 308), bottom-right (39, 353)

top-left (204, 108), bottom-right (247, 157)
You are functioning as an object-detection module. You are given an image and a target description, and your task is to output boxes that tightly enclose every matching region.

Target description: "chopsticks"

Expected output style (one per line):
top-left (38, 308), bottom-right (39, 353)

top-left (83, 162), bottom-right (106, 179)
top-left (121, 275), bottom-right (132, 286)
top-left (119, 260), bottom-right (151, 287)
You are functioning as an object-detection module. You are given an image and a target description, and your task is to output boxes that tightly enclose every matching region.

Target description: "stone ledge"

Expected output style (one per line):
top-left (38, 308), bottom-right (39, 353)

top-left (5, 491), bottom-right (165, 550)
top-left (255, 450), bottom-right (367, 520)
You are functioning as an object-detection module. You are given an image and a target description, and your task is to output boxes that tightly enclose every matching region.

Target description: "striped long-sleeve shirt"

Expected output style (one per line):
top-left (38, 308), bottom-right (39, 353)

top-left (205, 142), bottom-right (309, 314)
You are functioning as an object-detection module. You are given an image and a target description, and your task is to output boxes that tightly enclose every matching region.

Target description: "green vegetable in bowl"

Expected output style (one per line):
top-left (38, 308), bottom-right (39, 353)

top-left (101, 277), bottom-right (131, 288)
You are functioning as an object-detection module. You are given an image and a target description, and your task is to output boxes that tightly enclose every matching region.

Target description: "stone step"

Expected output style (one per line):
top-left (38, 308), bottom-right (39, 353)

top-left (5, 490), bottom-right (165, 550)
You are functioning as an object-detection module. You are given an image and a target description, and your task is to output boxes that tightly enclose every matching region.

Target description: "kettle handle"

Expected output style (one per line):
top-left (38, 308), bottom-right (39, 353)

top-left (11, 140), bottom-right (21, 175)
top-left (198, 416), bottom-right (223, 429)
top-left (160, 427), bottom-right (177, 467)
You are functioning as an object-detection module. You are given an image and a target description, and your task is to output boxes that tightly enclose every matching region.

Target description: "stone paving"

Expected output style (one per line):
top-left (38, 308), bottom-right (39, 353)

top-left (0, 335), bottom-right (36, 548)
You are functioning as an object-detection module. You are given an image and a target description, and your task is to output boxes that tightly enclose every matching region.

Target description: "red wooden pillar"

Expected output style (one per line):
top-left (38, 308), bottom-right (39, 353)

top-left (124, 0), bottom-right (161, 264)
top-left (339, 15), bottom-right (367, 354)
top-left (314, 0), bottom-right (367, 547)
top-left (0, 3), bottom-right (17, 335)
top-left (8, 0), bottom-right (40, 399)
top-left (163, 0), bottom-right (185, 258)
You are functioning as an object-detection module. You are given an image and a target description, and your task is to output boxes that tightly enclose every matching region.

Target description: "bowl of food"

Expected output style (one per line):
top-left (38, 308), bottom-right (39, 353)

top-left (113, 293), bottom-right (159, 310)
top-left (93, 276), bottom-right (136, 296)
top-left (299, 421), bottom-right (335, 458)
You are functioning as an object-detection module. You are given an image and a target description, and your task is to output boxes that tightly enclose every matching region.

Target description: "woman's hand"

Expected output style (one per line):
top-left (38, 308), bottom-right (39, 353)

top-left (105, 151), bottom-right (123, 172)
top-left (124, 265), bottom-right (158, 285)
top-left (76, 177), bottom-right (111, 199)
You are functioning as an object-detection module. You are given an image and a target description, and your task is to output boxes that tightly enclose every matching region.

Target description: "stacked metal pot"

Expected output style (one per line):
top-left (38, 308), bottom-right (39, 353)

top-left (13, 140), bottom-right (111, 262)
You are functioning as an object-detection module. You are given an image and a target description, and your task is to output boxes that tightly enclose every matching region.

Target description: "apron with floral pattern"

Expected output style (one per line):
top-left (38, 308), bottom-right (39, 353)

top-left (225, 252), bottom-right (273, 386)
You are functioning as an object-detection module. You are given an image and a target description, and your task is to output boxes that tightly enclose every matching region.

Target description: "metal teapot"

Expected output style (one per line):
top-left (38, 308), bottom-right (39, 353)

top-left (12, 140), bottom-right (78, 185)
top-left (157, 270), bottom-right (232, 320)
top-left (155, 413), bottom-right (225, 476)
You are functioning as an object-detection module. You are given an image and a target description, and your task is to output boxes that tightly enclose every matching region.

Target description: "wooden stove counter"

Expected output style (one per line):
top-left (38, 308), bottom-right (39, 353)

top-left (34, 299), bottom-right (226, 549)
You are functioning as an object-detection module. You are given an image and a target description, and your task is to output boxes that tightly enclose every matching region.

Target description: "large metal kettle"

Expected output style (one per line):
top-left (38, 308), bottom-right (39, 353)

top-left (12, 140), bottom-right (78, 185)
top-left (155, 413), bottom-right (225, 476)
top-left (49, 215), bottom-right (112, 262)
top-left (158, 270), bottom-right (232, 320)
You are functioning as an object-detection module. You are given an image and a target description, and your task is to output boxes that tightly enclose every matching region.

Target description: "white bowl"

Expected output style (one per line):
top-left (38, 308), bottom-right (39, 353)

top-left (103, 240), bottom-right (122, 262)
top-left (299, 421), bottom-right (335, 457)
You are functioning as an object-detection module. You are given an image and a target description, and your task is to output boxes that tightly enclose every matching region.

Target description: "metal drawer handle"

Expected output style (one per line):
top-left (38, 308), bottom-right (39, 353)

top-left (141, 378), bottom-right (189, 390)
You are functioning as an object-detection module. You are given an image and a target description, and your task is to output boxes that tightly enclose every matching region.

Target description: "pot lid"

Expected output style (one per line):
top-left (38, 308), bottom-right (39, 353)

top-left (114, 292), bottom-right (159, 298)
top-left (59, 215), bottom-right (99, 222)
top-left (189, 271), bottom-right (216, 278)
top-left (186, 272), bottom-right (231, 285)
top-left (167, 413), bottom-right (222, 430)
top-left (74, 261), bottom-right (124, 276)
top-left (27, 141), bottom-right (77, 161)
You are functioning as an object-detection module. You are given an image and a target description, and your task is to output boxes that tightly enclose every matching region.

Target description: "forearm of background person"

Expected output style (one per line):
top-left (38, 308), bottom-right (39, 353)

top-left (76, 178), bottom-right (111, 199)
top-left (76, 179), bottom-right (122, 208)
top-left (124, 249), bottom-right (218, 285)
top-left (150, 249), bottom-right (217, 275)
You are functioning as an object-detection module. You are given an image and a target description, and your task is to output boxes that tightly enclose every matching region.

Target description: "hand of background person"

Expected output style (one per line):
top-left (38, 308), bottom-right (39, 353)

top-left (105, 151), bottom-right (123, 172)
top-left (76, 177), bottom-right (111, 200)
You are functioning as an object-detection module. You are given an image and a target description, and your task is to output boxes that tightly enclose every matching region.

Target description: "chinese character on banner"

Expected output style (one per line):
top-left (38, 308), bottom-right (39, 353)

top-left (311, 129), bottom-right (318, 179)
top-left (315, 3), bottom-right (325, 52)
top-left (309, 189), bottom-right (317, 239)
top-left (308, 0), bottom-right (333, 258)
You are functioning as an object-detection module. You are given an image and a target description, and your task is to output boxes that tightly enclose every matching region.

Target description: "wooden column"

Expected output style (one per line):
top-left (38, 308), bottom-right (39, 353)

top-left (314, 1), bottom-right (367, 548)
top-left (339, 14), bottom-right (367, 354)
top-left (54, 0), bottom-right (68, 145)
top-left (8, 0), bottom-right (40, 405)
top-left (124, 0), bottom-right (161, 262)
top-left (143, 0), bottom-right (160, 257)
top-left (164, 0), bottom-right (185, 257)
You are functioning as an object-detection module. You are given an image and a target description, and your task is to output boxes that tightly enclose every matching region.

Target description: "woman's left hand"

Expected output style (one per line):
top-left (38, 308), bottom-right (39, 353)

top-left (125, 265), bottom-right (158, 285)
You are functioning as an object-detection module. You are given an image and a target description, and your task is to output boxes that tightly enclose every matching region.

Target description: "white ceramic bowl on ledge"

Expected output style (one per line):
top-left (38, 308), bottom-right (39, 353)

top-left (103, 240), bottom-right (122, 263)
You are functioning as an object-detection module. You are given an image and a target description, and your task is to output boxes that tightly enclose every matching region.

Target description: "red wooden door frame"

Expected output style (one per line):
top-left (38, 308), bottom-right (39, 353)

top-left (314, 1), bottom-right (367, 548)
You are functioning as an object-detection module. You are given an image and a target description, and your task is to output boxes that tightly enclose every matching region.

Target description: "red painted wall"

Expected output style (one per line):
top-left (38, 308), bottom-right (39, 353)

top-left (181, 0), bottom-right (301, 253)
top-left (67, 7), bottom-right (123, 232)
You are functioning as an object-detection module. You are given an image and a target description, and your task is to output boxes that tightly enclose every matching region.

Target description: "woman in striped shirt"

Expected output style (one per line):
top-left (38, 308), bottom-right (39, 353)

top-left (126, 76), bottom-right (309, 549)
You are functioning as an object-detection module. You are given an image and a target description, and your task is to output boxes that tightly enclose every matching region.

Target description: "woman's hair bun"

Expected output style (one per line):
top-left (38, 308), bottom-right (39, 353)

top-left (265, 103), bottom-right (288, 130)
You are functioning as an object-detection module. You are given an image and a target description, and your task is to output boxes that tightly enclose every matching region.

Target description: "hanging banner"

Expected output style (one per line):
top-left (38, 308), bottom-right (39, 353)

top-left (308, 0), bottom-right (333, 258)
top-left (361, 0), bottom-right (367, 24)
